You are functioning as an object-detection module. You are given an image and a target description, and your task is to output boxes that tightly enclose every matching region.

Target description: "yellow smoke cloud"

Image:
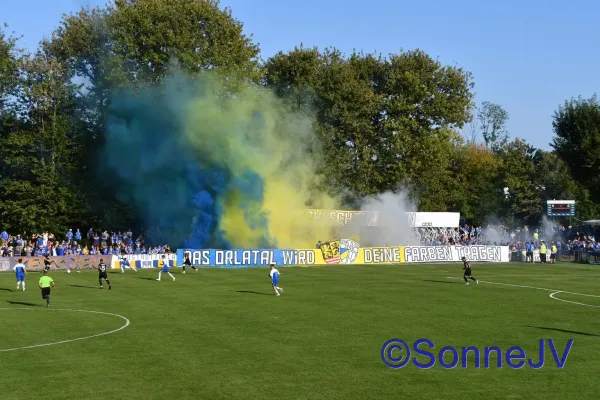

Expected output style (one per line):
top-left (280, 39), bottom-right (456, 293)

top-left (183, 73), bottom-right (340, 248)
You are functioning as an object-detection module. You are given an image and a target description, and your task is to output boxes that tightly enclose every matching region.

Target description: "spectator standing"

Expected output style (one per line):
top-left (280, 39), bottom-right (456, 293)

top-left (540, 241), bottom-right (547, 263)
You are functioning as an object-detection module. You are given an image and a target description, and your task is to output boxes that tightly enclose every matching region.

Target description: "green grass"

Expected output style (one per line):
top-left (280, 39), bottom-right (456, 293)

top-left (1, 262), bottom-right (599, 400)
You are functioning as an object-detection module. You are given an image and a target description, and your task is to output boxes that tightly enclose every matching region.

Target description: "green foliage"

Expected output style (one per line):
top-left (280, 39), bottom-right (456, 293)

top-left (552, 95), bottom-right (600, 199)
top-left (0, 2), bottom-right (598, 234)
top-left (497, 139), bottom-right (541, 224)
top-left (0, 49), bottom-right (85, 234)
top-left (264, 47), bottom-right (475, 208)
top-left (0, 26), bottom-right (20, 109)
top-left (477, 101), bottom-right (509, 152)
top-left (449, 142), bottom-right (502, 222)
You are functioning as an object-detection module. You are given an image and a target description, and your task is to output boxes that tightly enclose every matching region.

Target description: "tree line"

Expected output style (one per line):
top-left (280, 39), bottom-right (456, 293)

top-left (0, 0), bottom-right (599, 236)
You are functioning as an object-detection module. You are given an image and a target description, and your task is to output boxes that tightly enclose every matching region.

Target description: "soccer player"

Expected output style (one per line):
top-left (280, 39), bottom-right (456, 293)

top-left (38, 270), bottom-right (55, 307)
top-left (120, 257), bottom-right (137, 274)
top-left (43, 254), bottom-right (52, 272)
top-left (14, 258), bottom-right (27, 291)
top-left (269, 264), bottom-right (283, 296)
top-left (462, 257), bottom-right (478, 285)
top-left (157, 255), bottom-right (175, 281)
top-left (182, 255), bottom-right (197, 274)
top-left (98, 259), bottom-right (111, 289)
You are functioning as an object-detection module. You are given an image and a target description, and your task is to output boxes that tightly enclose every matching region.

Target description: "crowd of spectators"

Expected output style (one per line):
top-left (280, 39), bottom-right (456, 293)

top-left (421, 223), bottom-right (600, 254)
top-left (0, 228), bottom-right (172, 258)
top-left (3, 222), bottom-right (599, 259)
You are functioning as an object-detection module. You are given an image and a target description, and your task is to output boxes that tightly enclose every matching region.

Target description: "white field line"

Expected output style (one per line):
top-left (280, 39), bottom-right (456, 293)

top-left (0, 308), bottom-right (130, 352)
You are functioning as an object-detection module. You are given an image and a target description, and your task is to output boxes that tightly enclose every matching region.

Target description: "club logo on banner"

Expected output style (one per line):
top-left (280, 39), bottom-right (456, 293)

top-left (320, 239), bottom-right (360, 264)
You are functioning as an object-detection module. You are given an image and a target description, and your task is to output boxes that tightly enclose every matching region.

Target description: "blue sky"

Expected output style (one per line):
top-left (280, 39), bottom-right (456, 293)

top-left (3, 0), bottom-right (599, 150)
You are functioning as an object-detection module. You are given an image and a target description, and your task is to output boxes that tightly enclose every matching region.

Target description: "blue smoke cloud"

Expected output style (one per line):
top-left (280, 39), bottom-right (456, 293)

top-left (103, 75), bottom-right (272, 249)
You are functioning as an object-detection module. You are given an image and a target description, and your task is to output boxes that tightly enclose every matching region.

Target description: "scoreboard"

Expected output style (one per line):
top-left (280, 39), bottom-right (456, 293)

top-left (547, 200), bottom-right (575, 216)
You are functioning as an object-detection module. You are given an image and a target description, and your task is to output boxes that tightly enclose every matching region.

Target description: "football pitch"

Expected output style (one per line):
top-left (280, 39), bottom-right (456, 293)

top-left (1, 262), bottom-right (599, 400)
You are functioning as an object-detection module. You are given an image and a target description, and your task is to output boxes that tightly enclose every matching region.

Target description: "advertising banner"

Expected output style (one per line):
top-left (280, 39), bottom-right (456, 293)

top-left (177, 242), bottom-right (509, 267)
top-left (293, 210), bottom-right (379, 226)
top-left (405, 212), bottom-right (460, 228)
top-left (293, 209), bottom-right (459, 228)
top-left (110, 253), bottom-right (177, 270)
top-left (401, 245), bottom-right (509, 263)
top-left (0, 255), bottom-right (104, 271)
top-left (0, 254), bottom-right (176, 272)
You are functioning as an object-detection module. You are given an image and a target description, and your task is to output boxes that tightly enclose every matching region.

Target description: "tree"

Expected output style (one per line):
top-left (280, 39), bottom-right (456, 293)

top-left (0, 26), bottom-right (20, 114)
top-left (551, 95), bottom-right (600, 199)
top-left (533, 150), bottom-right (598, 221)
top-left (477, 101), bottom-right (509, 152)
top-left (0, 49), bottom-right (86, 234)
top-left (264, 47), bottom-right (475, 206)
top-left (41, 0), bottom-right (263, 230)
top-left (450, 142), bottom-right (502, 223)
top-left (497, 139), bottom-right (540, 224)
top-left (465, 116), bottom-right (479, 144)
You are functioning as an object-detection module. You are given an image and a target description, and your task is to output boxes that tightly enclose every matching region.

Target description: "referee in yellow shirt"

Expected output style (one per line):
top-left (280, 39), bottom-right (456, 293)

top-left (38, 270), bottom-right (55, 307)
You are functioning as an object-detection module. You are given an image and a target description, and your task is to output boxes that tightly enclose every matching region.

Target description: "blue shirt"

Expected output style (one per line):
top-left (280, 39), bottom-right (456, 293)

top-left (14, 264), bottom-right (25, 274)
top-left (75, 232), bottom-right (81, 240)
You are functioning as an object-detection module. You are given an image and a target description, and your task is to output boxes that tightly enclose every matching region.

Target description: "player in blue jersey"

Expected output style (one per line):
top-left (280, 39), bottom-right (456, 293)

top-left (269, 264), bottom-right (283, 296)
top-left (157, 255), bottom-right (175, 281)
top-left (120, 257), bottom-right (137, 274)
top-left (14, 258), bottom-right (27, 291)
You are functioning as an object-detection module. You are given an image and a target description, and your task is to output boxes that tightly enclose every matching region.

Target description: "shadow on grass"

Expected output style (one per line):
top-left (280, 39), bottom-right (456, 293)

top-left (0, 288), bottom-right (14, 292)
top-left (422, 280), bottom-right (461, 285)
top-left (233, 290), bottom-right (273, 296)
top-left (68, 284), bottom-right (97, 289)
top-left (526, 326), bottom-right (600, 337)
top-left (6, 300), bottom-right (41, 307)
top-left (138, 277), bottom-right (157, 281)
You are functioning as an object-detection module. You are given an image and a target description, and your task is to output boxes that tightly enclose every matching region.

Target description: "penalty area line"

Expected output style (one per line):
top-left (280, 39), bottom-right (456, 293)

top-left (0, 308), bottom-right (130, 352)
top-left (445, 277), bottom-right (600, 298)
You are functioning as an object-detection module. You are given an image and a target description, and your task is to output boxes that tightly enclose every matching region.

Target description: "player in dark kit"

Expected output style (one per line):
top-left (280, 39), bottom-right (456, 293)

top-left (43, 255), bottom-right (52, 272)
top-left (462, 257), bottom-right (478, 285)
top-left (97, 259), bottom-right (112, 289)
top-left (182, 255), bottom-right (197, 274)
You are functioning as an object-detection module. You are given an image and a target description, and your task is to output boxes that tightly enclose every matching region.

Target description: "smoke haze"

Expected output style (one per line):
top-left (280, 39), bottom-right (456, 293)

top-left (351, 191), bottom-right (419, 246)
top-left (103, 71), bottom-right (340, 249)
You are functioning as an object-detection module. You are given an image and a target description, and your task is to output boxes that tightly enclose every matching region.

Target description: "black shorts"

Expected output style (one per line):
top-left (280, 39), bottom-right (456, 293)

top-left (99, 272), bottom-right (108, 280)
top-left (41, 287), bottom-right (50, 298)
top-left (551, 254), bottom-right (556, 260)
top-left (526, 252), bottom-right (533, 258)
top-left (464, 269), bottom-right (472, 276)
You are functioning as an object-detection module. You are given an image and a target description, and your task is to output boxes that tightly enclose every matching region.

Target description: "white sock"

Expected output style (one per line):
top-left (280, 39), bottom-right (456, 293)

top-left (158, 272), bottom-right (162, 280)
top-left (17, 282), bottom-right (20, 288)
top-left (22, 282), bottom-right (25, 290)
top-left (168, 273), bottom-right (175, 280)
